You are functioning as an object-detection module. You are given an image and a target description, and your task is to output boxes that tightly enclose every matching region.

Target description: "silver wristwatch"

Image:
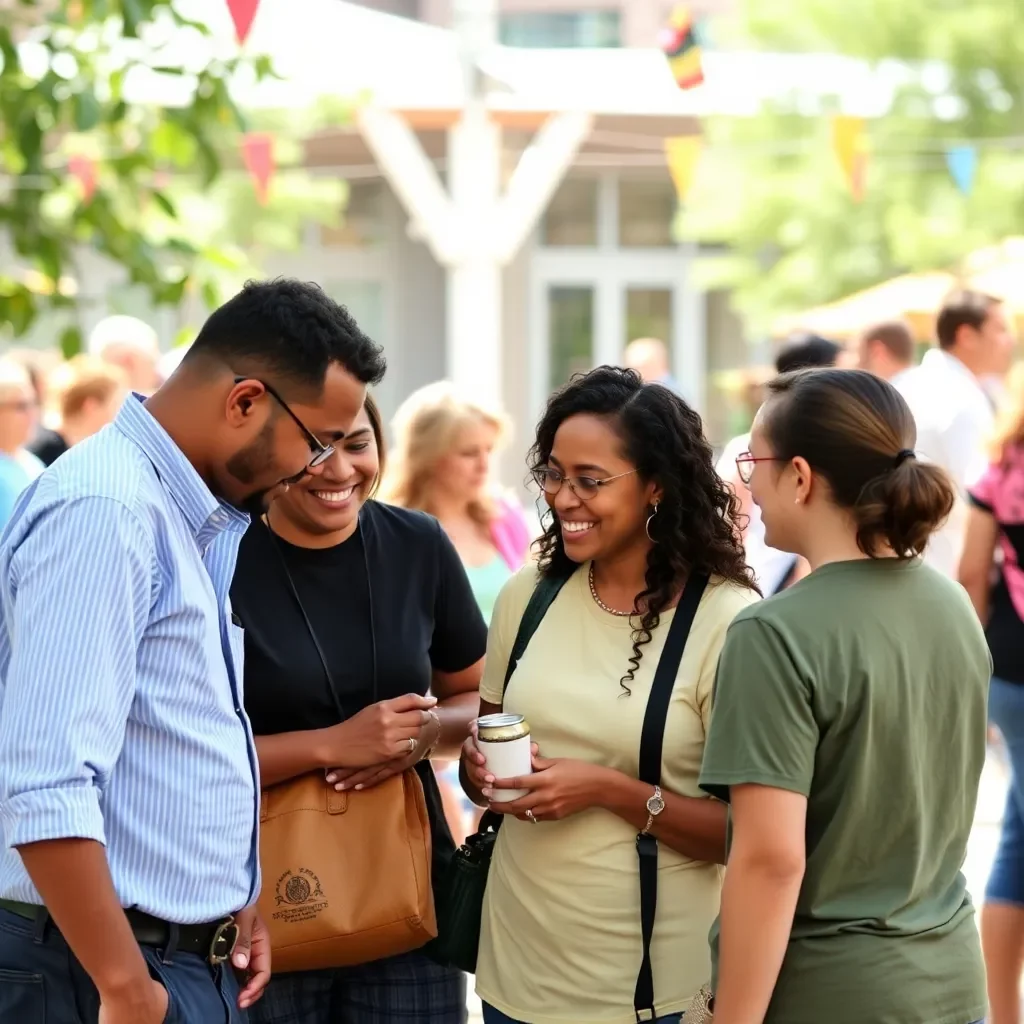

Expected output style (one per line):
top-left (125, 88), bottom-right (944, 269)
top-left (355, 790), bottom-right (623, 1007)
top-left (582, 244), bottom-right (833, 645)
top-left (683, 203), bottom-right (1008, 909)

top-left (642, 785), bottom-right (665, 835)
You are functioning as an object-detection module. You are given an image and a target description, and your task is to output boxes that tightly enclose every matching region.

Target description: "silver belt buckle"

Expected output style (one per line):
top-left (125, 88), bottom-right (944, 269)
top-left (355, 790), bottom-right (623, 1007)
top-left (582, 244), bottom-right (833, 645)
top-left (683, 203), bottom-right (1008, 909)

top-left (208, 915), bottom-right (239, 966)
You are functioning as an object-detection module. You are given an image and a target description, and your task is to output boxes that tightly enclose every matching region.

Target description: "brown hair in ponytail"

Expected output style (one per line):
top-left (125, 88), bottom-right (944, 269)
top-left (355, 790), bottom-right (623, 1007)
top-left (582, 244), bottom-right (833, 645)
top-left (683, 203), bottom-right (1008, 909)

top-left (761, 368), bottom-right (955, 558)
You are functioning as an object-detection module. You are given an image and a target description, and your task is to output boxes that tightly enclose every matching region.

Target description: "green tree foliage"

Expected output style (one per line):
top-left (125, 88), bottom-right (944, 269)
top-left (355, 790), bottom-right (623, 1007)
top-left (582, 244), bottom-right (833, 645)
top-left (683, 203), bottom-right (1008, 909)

top-left (0, 0), bottom-right (348, 352)
top-left (682, 0), bottom-right (1024, 334)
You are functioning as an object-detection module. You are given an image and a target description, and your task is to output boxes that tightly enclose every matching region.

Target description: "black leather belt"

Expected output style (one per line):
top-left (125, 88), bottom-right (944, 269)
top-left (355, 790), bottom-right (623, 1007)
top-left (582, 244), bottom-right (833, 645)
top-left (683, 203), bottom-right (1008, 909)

top-left (0, 898), bottom-right (239, 966)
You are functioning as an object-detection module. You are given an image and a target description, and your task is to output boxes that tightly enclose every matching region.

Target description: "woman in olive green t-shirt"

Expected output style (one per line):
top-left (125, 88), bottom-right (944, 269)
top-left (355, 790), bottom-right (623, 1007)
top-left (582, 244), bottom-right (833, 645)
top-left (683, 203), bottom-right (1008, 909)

top-left (699, 368), bottom-right (989, 1024)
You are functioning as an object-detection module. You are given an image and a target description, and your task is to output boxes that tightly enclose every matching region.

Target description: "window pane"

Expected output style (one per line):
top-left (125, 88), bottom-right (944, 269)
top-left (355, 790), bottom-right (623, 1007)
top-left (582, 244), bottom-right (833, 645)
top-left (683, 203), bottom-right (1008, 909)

top-left (618, 180), bottom-right (677, 248)
top-left (320, 182), bottom-right (384, 248)
top-left (542, 179), bottom-right (599, 247)
top-left (549, 287), bottom-right (594, 391)
top-left (626, 289), bottom-right (673, 361)
top-left (500, 11), bottom-right (621, 49)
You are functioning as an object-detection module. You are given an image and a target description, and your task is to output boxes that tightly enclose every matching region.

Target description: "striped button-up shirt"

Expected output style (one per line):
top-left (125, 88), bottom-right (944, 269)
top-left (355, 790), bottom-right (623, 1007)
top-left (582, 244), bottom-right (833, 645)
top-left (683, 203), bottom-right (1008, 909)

top-left (0, 395), bottom-right (260, 923)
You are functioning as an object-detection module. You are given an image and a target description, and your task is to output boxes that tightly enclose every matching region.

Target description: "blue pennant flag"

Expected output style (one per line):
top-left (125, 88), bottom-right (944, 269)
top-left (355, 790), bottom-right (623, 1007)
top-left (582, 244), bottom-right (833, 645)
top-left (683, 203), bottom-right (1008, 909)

top-left (946, 145), bottom-right (978, 196)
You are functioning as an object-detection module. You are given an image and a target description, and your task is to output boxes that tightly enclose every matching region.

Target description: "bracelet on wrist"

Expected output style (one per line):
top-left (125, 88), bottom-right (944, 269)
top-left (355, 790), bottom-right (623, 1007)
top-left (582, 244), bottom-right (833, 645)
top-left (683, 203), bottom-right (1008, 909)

top-left (419, 708), bottom-right (442, 761)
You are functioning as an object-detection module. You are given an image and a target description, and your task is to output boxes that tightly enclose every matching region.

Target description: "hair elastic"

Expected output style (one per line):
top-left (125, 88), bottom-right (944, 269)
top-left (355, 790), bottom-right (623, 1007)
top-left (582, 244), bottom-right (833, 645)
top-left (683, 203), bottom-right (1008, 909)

top-left (894, 449), bottom-right (916, 468)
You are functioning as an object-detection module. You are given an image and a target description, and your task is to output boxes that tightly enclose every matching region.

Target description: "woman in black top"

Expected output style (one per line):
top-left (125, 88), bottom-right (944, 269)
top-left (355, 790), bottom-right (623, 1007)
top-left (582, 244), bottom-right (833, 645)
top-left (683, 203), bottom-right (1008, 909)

top-left (231, 395), bottom-right (486, 1024)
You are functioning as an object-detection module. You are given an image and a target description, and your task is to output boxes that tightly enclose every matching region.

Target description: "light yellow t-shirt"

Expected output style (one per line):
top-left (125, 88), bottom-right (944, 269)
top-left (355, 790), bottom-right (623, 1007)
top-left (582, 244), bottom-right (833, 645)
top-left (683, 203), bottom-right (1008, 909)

top-left (475, 563), bottom-right (759, 1024)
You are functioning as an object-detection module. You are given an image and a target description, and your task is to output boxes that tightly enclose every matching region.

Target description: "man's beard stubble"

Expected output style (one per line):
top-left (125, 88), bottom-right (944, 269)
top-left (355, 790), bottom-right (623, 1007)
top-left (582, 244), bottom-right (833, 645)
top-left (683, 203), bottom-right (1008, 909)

top-left (224, 420), bottom-right (276, 517)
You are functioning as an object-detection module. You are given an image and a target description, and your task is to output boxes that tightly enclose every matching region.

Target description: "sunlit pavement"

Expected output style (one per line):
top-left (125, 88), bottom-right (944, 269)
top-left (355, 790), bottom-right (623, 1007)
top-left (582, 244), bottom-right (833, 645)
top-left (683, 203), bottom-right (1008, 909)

top-left (966, 749), bottom-right (1008, 903)
top-left (463, 752), bottom-right (1013, 1023)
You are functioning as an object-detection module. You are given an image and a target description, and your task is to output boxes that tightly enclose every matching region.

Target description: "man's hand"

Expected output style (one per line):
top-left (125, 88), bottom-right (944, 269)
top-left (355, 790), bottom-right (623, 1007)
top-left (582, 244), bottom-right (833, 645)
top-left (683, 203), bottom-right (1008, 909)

top-left (98, 979), bottom-right (168, 1024)
top-left (233, 907), bottom-right (272, 1010)
top-left (485, 753), bottom-right (611, 822)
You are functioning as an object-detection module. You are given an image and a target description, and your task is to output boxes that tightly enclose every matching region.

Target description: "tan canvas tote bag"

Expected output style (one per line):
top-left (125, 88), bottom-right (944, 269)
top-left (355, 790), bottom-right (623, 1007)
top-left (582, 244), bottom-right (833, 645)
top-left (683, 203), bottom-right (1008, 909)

top-left (256, 769), bottom-right (436, 973)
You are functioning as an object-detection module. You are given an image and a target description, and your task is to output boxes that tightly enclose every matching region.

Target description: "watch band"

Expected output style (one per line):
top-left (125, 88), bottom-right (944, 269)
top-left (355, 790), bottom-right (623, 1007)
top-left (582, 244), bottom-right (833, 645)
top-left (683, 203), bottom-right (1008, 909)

top-left (642, 784), bottom-right (663, 835)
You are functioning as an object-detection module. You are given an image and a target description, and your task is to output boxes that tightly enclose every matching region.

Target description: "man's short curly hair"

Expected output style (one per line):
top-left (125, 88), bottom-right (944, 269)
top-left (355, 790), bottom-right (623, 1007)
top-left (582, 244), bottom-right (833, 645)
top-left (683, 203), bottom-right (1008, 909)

top-left (186, 278), bottom-right (386, 394)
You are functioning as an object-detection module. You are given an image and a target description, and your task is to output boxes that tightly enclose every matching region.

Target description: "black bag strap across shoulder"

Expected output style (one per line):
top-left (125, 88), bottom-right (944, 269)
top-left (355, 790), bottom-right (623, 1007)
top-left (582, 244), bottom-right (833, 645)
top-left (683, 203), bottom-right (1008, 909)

top-left (633, 572), bottom-right (709, 1022)
top-left (501, 565), bottom-right (575, 697)
top-left (476, 565), bottom-right (575, 835)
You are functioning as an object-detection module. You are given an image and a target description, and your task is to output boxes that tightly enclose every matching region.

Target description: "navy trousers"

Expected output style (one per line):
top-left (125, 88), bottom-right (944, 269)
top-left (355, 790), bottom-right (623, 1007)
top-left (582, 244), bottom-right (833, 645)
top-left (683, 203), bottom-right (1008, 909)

top-left (0, 907), bottom-right (244, 1023)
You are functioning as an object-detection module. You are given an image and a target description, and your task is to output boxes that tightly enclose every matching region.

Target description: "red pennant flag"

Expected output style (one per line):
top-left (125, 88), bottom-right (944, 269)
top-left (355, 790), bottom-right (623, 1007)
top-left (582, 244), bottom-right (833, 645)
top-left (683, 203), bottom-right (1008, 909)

top-left (226, 0), bottom-right (260, 45)
top-left (242, 133), bottom-right (274, 204)
top-left (68, 154), bottom-right (97, 202)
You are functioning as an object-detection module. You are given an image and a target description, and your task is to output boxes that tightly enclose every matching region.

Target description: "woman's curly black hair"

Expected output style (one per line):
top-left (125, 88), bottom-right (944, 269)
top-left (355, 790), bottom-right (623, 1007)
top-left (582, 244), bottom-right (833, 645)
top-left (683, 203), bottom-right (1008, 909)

top-left (529, 366), bottom-right (758, 694)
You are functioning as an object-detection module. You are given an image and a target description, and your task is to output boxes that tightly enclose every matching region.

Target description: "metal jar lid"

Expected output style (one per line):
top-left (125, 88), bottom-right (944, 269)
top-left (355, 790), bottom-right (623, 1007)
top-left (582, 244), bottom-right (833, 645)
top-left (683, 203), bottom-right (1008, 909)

top-left (477, 713), bottom-right (530, 742)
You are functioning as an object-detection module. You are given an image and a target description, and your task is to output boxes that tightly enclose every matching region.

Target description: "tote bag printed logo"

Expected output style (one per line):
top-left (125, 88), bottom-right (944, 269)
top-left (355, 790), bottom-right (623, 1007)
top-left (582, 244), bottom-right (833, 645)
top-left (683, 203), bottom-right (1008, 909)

top-left (273, 867), bottom-right (328, 924)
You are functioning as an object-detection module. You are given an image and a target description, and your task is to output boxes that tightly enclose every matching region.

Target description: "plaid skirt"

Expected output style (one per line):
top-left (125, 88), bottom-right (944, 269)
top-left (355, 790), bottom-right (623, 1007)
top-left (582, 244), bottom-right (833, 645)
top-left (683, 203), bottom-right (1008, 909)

top-left (250, 949), bottom-right (466, 1024)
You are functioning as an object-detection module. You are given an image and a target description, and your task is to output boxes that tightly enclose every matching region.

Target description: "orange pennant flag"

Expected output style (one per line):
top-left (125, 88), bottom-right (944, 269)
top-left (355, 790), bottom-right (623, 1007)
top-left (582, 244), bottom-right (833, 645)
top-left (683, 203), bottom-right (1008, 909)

top-left (831, 115), bottom-right (867, 201)
top-left (242, 133), bottom-right (274, 205)
top-left (664, 136), bottom-right (703, 203)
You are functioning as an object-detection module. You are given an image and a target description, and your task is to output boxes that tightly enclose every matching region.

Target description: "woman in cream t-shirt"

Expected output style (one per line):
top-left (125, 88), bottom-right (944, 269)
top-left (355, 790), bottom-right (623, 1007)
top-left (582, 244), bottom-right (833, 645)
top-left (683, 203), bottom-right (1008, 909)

top-left (461, 367), bottom-right (759, 1024)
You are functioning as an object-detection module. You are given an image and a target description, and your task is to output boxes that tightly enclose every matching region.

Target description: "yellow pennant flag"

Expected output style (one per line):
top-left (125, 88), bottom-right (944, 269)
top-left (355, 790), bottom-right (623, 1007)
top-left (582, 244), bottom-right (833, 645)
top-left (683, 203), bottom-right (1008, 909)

top-left (665, 136), bottom-right (703, 203)
top-left (831, 115), bottom-right (867, 200)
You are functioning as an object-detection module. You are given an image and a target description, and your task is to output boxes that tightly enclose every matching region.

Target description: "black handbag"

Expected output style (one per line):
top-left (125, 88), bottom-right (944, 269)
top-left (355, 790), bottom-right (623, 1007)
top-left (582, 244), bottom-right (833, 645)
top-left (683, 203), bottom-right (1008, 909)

top-left (430, 567), bottom-right (709, 1019)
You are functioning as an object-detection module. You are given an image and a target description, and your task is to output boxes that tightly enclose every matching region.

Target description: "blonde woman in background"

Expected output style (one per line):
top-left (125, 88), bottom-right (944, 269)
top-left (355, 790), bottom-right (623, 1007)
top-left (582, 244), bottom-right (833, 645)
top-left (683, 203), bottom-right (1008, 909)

top-left (27, 355), bottom-right (126, 466)
top-left (382, 381), bottom-right (533, 624)
top-left (383, 382), bottom-right (533, 843)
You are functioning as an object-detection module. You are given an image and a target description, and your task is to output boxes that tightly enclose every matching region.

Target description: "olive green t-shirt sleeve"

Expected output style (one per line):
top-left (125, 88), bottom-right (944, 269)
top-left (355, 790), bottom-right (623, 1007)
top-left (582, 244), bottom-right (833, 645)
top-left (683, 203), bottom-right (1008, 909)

top-left (699, 616), bottom-right (818, 802)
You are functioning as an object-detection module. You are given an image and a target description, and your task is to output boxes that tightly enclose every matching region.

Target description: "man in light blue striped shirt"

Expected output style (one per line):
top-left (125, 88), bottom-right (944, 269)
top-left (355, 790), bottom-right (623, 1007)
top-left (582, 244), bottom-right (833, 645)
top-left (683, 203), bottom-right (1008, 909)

top-left (0, 280), bottom-right (386, 1024)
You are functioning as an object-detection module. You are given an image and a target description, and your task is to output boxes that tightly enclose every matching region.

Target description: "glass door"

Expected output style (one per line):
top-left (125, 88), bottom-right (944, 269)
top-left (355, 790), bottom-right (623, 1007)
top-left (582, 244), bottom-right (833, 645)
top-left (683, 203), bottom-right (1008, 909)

top-left (547, 286), bottom-right (595, 392)
top-left (625, 288), bottom-right (674, 366)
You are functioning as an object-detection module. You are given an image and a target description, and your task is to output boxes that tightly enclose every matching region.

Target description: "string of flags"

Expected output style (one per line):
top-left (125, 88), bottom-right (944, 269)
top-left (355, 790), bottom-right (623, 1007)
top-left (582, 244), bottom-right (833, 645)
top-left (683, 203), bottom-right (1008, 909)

top-left (62, 0), bottom-right (272, 206)
top-left (45, 0), bottom-right (994, 211)
top-left (825, 117), bottom-right (981, 202)
top-left (659, 6), bottom-right (985, 205)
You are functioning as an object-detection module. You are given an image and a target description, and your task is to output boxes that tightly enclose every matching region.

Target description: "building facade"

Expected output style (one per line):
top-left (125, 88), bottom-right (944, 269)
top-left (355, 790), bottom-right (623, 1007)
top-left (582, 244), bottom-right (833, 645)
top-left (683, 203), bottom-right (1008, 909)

top-left (354, 0), bottom-right (732, 49)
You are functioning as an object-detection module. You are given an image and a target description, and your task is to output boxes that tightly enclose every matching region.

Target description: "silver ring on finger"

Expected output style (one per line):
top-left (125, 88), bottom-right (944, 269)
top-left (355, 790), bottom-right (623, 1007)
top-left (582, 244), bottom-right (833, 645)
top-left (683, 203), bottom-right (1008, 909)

top-left (525, 809), bottom-right (538, 824)
top-left (407, 737), bottom-right (417, 755)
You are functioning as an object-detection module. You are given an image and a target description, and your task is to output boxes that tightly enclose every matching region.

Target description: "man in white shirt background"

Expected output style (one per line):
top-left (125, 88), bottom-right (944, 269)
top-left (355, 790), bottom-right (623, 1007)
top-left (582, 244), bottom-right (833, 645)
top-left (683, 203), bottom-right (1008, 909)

top-left (896, 290), bottom-right (1016, 577)
top-left (856, 320), bottom-right (916, 384)
top-left (623, 337), bottom-right (683, 394)
top-left (717, 332), bottom-right (841, 594)
top-left (88, 315), bottom-right (162, 396)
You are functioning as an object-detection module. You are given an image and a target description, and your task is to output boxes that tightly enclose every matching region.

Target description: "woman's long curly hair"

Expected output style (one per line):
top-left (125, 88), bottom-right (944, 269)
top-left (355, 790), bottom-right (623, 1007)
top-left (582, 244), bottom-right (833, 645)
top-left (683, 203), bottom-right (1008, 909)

top-left (529, 366), bottom-right (758, 693)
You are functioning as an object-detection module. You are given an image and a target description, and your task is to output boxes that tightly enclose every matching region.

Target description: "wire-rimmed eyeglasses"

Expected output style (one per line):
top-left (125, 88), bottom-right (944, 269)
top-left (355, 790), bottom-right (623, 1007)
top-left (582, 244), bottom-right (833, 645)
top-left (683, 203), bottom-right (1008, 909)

top-left (532, 466), bottom-right (637, 500)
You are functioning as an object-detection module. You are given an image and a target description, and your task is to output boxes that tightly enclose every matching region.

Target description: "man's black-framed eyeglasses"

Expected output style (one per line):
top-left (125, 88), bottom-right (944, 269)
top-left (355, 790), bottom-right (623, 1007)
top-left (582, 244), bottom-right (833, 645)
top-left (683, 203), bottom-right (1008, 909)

top-left (233, 376), bottom-right (335, 469)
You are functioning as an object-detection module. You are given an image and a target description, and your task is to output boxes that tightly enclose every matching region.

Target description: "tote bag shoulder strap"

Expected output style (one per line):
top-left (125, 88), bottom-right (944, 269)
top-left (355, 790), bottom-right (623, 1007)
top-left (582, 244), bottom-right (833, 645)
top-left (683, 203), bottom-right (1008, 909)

top-left (633, 572), bottom-right (710, 1021)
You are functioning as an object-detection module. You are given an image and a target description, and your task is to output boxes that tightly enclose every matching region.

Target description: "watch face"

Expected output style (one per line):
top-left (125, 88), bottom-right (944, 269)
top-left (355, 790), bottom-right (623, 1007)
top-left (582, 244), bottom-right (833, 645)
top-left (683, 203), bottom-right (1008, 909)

top-left (647, 794), bottom-right (666, 815)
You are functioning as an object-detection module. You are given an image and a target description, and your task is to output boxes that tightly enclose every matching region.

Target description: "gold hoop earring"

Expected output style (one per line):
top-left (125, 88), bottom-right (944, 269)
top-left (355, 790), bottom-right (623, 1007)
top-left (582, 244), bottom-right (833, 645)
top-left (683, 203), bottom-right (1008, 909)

top-left (645, 501), bottom-right (660, 543)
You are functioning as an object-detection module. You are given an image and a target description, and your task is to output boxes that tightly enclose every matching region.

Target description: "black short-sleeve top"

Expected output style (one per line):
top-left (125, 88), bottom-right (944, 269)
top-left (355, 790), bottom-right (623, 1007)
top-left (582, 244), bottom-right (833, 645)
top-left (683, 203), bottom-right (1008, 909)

top-left (230, 500), bottom-right (489, 878)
